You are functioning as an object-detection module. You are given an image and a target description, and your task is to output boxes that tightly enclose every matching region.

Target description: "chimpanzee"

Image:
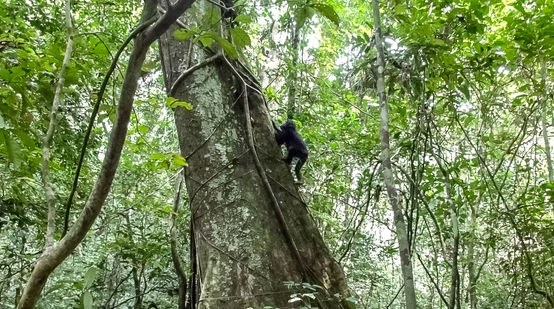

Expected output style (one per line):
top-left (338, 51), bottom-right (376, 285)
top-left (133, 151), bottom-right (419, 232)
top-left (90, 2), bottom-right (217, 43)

top-left (220, 0), bottom-right (237, 20)
top-left (273, 120), bottom-right (308, 183)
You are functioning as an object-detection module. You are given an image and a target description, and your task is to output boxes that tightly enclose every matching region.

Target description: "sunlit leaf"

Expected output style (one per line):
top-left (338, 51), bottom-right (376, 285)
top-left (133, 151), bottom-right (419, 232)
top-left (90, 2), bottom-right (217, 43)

top-left (234, 14), bottom-right (252, 24)
top-left (138, 125), bottom-right (148, 134)
top-left (166, 97), bottom-right (193, 110)
top-left (151, 153), bottom-right (165, 160)
top-left (172, 154), bottom-right (188, 166)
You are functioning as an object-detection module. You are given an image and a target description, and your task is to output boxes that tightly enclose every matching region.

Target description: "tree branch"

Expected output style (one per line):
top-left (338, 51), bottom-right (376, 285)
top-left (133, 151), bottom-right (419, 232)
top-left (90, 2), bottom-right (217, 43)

top-left (63, 14), bottom-right (158, 236)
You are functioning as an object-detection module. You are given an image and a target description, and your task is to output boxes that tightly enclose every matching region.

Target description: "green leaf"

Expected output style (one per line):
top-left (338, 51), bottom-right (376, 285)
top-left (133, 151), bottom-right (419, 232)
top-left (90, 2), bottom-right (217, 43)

top-left (198, 34), bottom-right (214, 47)
top-left (231, 28), bottom-right (251, 49)
top-left (234, 14), bottom-right (252, 24)
top-left (395, 4), bottom-right (407, 15)
top-left (166, 97), bottom-right (193, 110)
top-left (288, 297), bottom-right (302, 303)
top-left (309, 3), bottom-right (340, 26)
top-left (173, 27), bottom-right (199, 41)
top-left (83, 267), bottom-right (98, 289)
top-left (82, 291), bottom-right (93, 309)
top-left (430, 38), bottom-right (447, 47)
top-left (0, 68), bottom-right (12, 81)
top-left (91, 38), bottom-right (109, 56)
top-left (294, 7), bottom-right (311, 30)
top-left (216, 38), bottom-right (238, 59)
top-left (172, 154), bottom-right (188, 166)
top-left (3, 131), bottom-right (22, 168)
top-left (173, 30), bottom-right (190, 41)
top-left (206, 5), bottom-right (221, 25)
top-left (504, 47), bottom-right (517, 61)
top-left (460, 85), bottom-right (470, 100)
top-left (151, 153), bottom-right (165, 160)
top-left (138, 125), bottom-right (148, 134)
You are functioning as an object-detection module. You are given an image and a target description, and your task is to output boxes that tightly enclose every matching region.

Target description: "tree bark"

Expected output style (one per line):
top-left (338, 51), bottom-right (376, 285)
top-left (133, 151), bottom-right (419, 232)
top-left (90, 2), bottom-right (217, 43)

top-left (445, 177), bottom-right (460, 309)
top-left (371, 0), bottom-right (417, 308)
top-left (467, 207), bottom-right (478, 309)
top-left (132, 266), bottom-right (143, 309)
top-left (158, 2), bottom-right (352, 308)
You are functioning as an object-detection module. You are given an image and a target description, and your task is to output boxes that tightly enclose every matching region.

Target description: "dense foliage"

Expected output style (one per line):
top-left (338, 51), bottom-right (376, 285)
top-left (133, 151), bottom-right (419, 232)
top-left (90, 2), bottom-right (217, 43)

top-left (1, 0), bottom-right (552, 308)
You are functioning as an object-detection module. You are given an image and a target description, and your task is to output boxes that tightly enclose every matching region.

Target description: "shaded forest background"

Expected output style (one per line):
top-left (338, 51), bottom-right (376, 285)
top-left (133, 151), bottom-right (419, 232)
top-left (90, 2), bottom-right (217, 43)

top-left (1, 0), bottom-right (553, 308)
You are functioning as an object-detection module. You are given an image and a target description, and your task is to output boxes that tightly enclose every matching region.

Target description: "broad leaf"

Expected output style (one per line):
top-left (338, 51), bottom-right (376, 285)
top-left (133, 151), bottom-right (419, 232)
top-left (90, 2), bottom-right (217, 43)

top-left (172, 154), bottom-right (188, 166)
top-left (82, 291), bottom-right (93, 309)
top-left (231, 27), bottom-right (251, 49)
top-left (83, 267), bottom-right (98, 289)
top-left (216, 38), bottom-right (238, 59)
top-left (310, 3), bottom-right (339, 26)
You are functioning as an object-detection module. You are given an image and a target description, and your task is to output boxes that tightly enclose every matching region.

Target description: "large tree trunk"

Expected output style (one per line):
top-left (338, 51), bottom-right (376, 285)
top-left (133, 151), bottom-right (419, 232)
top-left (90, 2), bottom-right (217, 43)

top-left (158, 2), bottom-right (351, 308)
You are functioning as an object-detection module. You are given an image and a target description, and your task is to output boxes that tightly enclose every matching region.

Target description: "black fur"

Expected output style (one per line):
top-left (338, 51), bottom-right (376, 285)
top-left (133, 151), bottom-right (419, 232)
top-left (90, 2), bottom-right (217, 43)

top-left (274, 120), bottom-right (308, 182)
top-left (221, 0), bottom-right (237, 20)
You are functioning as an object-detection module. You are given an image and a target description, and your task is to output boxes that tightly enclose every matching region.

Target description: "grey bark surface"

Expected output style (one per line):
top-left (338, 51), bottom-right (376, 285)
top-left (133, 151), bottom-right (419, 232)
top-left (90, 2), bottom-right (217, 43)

top-left (158, 3), bottom-right (351, 308)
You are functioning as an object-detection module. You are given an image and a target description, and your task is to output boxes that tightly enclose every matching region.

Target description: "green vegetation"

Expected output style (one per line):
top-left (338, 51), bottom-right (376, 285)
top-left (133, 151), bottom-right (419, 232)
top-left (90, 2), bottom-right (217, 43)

top-left (1, 0), bottom-right (552, 308)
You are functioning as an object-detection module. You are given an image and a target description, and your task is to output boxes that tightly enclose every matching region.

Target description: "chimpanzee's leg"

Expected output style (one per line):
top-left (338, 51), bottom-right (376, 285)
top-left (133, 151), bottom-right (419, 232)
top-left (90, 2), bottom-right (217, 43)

top-left (284, 150), bottom-right (294, 165)
top-left (294, 153), bottom-right (308, 182)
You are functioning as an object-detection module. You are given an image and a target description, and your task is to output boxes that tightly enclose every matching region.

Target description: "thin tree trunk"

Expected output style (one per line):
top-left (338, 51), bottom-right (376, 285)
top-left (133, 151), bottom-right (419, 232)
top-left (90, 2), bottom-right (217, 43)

top-left (541, 59), bottom-right (553, 182)
top-left (467, 142), bottom-right (484, 309)
top-left (158, 2), bottom-right (352, 308)
top-left (189, 223), bottom-right (197, 309)
top-left (170, 175), bottom-right (188, 309)
top-left (371, 0), bottom-right (417, 308)
top-left (467, 203), bottom-right (478, 309)
top-left (448, 220), bottom-right (460, 309)
top-left (132, 267), bottom-right (143, 309)
top-left (40, 0), bottom-right (74, 247)
top-left (286, 20), bottom-right (300, 119)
